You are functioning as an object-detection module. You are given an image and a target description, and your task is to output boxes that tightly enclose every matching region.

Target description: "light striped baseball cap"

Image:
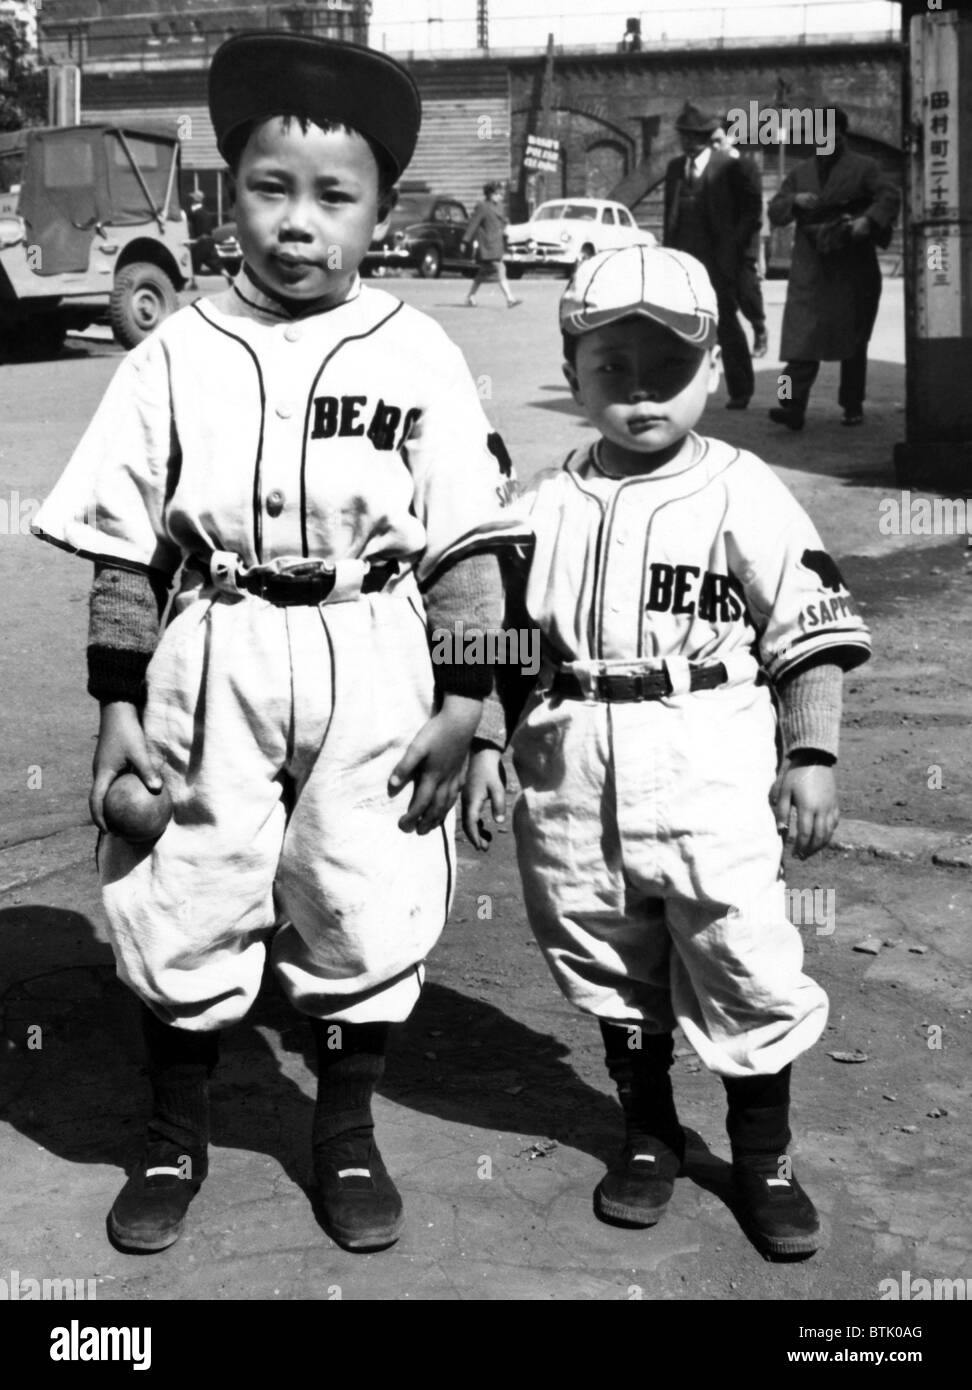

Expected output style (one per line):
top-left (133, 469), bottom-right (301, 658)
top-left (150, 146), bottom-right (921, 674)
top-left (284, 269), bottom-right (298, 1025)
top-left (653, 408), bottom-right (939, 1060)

top-left (560, 245), bottom-right (718, 348)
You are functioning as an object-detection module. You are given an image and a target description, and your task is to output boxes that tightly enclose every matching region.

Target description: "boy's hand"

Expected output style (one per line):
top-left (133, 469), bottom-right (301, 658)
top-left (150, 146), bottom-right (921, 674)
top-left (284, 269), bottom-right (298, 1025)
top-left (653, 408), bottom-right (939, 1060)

top-left (389, 694), bottom-right (483, 835)
top-left (461, 746), bottom-right (507, 851)
top-left (90, 701), bottom-right (163, 832)
top-left (771, 756), bottom-right (838, 860)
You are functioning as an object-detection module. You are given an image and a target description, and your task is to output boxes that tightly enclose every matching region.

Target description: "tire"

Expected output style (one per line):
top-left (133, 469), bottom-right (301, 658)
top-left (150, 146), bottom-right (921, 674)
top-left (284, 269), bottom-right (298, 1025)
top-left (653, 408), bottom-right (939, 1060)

top-left (417, 245), bottom-right (442, 279)
top-left (110, 261), bottom-right (178, 349)
top-left (505, 265), bottom-right (524, 280)
top-left (579, 243), bottom-right (596, 261)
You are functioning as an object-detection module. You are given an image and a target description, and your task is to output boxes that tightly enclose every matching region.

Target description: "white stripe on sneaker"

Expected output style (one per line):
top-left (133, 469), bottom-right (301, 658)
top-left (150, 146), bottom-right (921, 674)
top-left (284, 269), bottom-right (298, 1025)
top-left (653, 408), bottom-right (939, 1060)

top-left (632, 1154), bottom-right (656, 1163)
top-left (337, 1168), bottom-right (371, 1179)
top-left (145, 1166), bottom-right (184, 1178)
top-left (767, 1178), bottom-right (792, 1187)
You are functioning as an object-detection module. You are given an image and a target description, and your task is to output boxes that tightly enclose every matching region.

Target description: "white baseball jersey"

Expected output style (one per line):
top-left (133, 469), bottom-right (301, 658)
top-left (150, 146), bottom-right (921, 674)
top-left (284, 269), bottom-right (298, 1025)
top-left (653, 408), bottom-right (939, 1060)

top-left (509, 434), bottom-right (870, 1076)
top-left (33, 273), bottom-right (525, 586)
top-left (33, 273), bottom-right (530, 1029)
top-left (517, 434), bottom-right (870, 681)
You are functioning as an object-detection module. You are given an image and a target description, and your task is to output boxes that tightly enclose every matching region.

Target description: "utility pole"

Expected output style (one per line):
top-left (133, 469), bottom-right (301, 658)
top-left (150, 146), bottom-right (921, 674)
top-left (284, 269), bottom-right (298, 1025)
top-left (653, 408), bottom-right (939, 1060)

top-left (536, 32), bottom-right (555, 206)
top-left (894, 0), bottom-right (972, 490)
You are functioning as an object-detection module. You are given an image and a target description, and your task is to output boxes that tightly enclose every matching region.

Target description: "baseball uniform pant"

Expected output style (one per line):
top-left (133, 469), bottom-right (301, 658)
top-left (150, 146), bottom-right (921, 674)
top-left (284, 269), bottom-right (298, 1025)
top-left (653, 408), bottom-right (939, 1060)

top-left (100, 581), bottom-right (454, 1031)
top-left (511, 677), bottom-right (828, 1078)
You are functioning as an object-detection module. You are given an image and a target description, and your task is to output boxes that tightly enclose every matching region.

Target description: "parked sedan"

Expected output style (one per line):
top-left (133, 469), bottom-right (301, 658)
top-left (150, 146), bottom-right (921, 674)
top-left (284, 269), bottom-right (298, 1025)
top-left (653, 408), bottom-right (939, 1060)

top-left (362, 194), bottom-right (478, 279)
top-left (504, 198), bottom-right (655, 277)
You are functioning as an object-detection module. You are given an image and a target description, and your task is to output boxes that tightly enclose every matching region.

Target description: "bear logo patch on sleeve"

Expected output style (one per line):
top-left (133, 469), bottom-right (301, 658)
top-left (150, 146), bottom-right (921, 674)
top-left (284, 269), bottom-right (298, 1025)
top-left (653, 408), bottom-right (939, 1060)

top-left (800, 548), bottom-right (846, 592)
top-left (487, 431), bottom-right (514, 477)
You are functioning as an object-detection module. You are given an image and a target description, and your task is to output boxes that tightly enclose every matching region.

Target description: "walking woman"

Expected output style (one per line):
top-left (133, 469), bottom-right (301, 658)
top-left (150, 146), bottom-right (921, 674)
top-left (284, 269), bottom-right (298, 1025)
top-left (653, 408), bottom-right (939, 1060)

top-left (462, 182), bottom-right (522, 308)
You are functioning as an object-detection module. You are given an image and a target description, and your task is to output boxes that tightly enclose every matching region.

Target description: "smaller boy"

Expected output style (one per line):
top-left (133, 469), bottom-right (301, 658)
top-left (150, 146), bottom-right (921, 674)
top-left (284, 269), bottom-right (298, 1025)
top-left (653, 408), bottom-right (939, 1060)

top-left (464, 245), bottom-right (871, 1256)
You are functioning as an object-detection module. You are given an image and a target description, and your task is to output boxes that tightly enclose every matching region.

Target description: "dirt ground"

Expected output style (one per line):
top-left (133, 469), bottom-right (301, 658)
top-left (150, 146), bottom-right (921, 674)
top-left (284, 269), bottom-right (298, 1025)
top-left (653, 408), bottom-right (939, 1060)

top-left (1, 275), bottom-right (970, 1312)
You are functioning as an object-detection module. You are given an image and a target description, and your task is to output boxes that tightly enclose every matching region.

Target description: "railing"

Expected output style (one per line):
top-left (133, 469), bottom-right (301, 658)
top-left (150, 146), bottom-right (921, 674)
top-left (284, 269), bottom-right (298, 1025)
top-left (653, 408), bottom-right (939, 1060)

top-left (39, 0), bottom-right (902, 69)
top-left (370, 1), bottom-right (901, 54)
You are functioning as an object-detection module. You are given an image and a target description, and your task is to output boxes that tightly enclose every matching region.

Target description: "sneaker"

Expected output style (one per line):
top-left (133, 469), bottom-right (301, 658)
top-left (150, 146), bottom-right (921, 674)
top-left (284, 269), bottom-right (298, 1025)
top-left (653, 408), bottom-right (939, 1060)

top-left (593, 1135), bottom-right (683, 1227)
top-left (768, 406), bottom-right (805, 432)
top-left (508, 298), bottom-right (523, 309)
top-left (108, 1142), bottom-right (206, 1252)
top-left (314, 1129), bottom-right (403, 1252)
top-left (752, 329), bottom-right (769, 358)
top-left (732, 1158), bottom-right (821, 1256)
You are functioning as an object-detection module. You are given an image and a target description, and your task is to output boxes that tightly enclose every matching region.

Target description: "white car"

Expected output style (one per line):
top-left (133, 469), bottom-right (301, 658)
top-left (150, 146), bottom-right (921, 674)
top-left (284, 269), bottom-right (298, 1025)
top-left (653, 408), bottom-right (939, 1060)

top-left (504, 198), bottom-right (656, 277)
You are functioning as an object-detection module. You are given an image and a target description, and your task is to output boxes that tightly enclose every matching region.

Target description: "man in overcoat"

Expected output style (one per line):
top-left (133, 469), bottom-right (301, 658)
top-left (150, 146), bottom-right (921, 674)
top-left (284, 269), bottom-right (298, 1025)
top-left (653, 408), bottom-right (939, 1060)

top-left (663, 101), bottom-right (763, 408)
top-left (767, 108), bottom-right (900, 429)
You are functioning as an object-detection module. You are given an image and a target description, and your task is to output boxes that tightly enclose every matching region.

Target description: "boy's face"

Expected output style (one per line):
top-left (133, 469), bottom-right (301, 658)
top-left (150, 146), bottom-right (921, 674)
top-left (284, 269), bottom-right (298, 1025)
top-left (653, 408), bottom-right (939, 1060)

top-left (233, 117), bottom-right (382, 304)
top-left (564, 317), bottom-right (721, 463)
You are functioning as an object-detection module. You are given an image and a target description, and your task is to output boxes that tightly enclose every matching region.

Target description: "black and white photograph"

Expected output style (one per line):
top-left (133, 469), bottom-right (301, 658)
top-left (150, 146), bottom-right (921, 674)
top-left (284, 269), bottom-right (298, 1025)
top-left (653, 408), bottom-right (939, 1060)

top-left (0, 0), bottom-right (968, 1343)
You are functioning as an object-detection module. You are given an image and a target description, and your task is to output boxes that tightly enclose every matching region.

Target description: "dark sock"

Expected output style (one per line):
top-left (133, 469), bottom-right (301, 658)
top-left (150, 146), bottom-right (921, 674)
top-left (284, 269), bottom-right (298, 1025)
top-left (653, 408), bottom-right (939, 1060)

top-left (310, 1020), bottom-right (389, 1146)
top-left (600, 1022), bottom-right (683, 1154)
top-left (724, 1064), bottom-right (792, 1161)
top-left (140, 1005), bottom-right (218, 1162)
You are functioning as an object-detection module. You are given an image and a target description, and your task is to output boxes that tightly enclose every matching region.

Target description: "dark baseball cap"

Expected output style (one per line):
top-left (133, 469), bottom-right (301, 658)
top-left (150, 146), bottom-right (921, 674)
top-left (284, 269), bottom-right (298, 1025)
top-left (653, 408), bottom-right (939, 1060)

top-left (209, 31), bottom-right (422, 178)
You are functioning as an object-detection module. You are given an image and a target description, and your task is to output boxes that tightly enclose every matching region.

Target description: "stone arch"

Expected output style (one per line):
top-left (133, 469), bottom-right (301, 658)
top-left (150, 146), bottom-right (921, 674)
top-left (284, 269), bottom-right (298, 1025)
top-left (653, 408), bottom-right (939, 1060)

top-left (585, 138), bottom-right (629, 199)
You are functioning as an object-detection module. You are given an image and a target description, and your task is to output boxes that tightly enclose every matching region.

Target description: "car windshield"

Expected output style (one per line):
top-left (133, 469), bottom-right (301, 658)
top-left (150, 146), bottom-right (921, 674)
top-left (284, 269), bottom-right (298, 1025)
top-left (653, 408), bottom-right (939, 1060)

top-left (534, 203), bottom-right (598, 222)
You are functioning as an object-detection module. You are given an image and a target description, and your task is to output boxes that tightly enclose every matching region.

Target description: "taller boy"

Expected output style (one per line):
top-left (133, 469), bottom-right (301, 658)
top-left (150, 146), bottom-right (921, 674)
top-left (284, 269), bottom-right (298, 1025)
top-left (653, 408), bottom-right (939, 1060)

top-left (33, 34), bottom-right (527, 1255)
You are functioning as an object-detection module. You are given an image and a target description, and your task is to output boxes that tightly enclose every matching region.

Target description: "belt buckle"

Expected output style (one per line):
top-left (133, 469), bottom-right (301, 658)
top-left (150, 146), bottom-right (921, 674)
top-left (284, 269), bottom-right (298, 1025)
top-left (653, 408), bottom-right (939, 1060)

top-left (593, 672), bottom-right (611, 702)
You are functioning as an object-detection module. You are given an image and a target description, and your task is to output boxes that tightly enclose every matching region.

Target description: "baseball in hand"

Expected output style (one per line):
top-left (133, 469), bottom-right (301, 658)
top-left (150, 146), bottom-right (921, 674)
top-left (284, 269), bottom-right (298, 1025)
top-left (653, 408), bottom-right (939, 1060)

top-left (103, 772), bottom-right (173, 844)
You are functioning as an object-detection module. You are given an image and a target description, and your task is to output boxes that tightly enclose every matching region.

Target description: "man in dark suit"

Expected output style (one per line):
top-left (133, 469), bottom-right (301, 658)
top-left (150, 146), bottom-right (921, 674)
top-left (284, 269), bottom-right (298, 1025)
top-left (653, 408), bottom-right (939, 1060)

top-left (663, 102), bottom-right (763, 408)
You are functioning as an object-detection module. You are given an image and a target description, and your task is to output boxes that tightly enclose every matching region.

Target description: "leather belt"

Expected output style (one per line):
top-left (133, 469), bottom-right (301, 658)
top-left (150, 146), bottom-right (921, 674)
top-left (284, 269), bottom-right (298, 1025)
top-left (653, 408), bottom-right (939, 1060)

top-left (551, 662), bottom-right (728, 703)
top-left (186, 554), bottom-right (398, 607)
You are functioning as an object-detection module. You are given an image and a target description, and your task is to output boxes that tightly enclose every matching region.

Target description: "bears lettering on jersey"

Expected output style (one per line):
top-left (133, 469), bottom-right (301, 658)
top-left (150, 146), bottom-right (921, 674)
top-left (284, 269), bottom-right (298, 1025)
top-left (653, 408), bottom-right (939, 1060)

top-left (310, 394), bottom-right (422, 451)
top-left (645, 562), bottom-right (749, 624)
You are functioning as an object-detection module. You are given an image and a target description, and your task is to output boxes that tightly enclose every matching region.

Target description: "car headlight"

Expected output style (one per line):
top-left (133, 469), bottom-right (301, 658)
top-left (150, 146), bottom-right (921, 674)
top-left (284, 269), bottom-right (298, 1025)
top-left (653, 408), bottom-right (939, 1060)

top-left (560, 230), bottom-right (572, 244)
top-left (0, 215), bottom-right (26, 248)
top-left (394, 230), bottom-right (407, 246)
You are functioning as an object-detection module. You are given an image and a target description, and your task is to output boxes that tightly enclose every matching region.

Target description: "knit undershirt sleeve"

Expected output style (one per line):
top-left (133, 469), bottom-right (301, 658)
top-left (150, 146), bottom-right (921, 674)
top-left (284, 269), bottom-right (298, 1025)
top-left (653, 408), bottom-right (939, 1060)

top-left (87, 564), bottom-right (165, 704)
top-left (775, 660), bottom-right (843, 761)
top-left (423, 550), bottom-right (505, 720)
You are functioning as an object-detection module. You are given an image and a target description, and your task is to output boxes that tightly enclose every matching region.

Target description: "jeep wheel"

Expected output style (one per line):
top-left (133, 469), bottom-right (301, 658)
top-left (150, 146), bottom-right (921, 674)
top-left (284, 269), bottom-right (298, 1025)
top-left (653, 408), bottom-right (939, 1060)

top-left (110, 262), bottom-right (178, 348)
top-left (417, 246), bottom-right (442, 279)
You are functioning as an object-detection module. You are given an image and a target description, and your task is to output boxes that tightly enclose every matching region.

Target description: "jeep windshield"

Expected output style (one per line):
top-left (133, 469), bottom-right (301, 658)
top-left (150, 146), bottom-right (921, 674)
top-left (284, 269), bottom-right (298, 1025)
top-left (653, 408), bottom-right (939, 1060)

top-left (533, 204), bottom-right (598, 221)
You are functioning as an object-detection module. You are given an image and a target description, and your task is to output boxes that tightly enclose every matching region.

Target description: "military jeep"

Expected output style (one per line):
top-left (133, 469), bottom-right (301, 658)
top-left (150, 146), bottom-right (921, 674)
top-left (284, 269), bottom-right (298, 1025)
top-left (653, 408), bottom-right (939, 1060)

top-left (0, 122), bottom-right (192, 357)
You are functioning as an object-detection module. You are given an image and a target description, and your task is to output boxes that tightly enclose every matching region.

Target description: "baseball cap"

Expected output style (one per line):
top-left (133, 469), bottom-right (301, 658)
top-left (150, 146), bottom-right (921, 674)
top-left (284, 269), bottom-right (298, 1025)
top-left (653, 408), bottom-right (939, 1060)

top-left (560, 245), bottom-right (719, 349)
top-left (209, 32), bottom-right (421, 178)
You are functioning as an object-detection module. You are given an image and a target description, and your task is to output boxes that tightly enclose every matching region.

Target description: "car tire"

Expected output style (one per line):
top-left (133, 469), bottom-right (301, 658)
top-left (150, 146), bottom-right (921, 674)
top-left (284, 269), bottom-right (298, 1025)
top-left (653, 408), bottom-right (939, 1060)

top-left (110, 262), bottom-right (179, 349)
top-left (579, 243), bottom-right (596, 261)
top-left (417, 246), bottom-right (442, 279)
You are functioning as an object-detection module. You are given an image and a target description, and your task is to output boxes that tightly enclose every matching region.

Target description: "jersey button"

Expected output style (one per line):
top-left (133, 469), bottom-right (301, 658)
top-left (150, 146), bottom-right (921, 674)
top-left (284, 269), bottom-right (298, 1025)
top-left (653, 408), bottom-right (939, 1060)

top-left (266, 490), bottom-right (285, 517)
top-left (275, 401), bottom-right (295, 419)
top-left (283, 325), bottom-right (301, 343)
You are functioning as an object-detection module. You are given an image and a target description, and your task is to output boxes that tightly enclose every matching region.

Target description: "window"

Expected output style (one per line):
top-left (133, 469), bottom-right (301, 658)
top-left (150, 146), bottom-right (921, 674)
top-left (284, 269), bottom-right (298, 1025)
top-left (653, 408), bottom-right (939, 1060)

top-left (601, 207), bottom-right (616, 224)
top-left (448, 204), bottom-right (467, 225)
top-left (618, 208), bottom-right (634, 227)
top-left (43, 136), bottom-right (95, 189)
top-left (432, 203), bottom-right (451, 223)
